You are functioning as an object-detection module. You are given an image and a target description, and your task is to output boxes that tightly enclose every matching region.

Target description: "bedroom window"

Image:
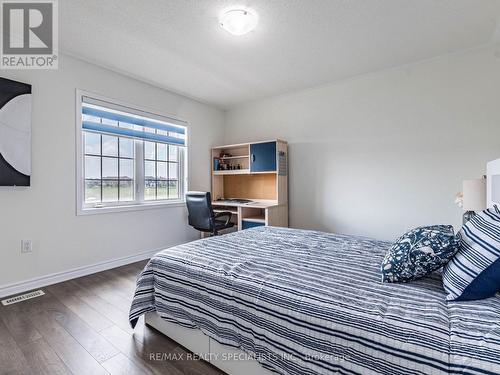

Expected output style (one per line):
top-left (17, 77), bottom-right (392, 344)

top-left (144, 142), bottom-right (180, 201)
top-left (83, 132), bottom-right (135, 203)
top-left (76, 91), bottom-right (188, 215)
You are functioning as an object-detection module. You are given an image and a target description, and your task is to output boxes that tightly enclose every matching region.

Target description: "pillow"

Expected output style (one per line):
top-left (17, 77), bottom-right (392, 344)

top-left (381, 225), bottom-right (460, 283)
top-left (442, 206), bottom-right (500, 301)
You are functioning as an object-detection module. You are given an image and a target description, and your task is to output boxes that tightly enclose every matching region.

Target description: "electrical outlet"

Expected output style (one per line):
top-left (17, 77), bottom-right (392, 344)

top-left (21, 240), bottom-right (33, 254)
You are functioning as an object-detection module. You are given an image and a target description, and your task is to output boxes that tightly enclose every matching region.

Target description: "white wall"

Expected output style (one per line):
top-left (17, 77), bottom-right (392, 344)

top-left (0, 54), bottom-right (224, 289)
top-left (225, 45), bottom-right (500, 240)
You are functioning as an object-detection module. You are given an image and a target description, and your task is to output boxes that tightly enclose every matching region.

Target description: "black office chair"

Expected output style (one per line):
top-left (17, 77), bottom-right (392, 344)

top-left (186, 192), bottom-right (234, 236)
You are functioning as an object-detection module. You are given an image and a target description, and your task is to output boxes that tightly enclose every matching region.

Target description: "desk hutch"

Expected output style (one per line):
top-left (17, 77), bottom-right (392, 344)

top-left (211, 139), bottom-right (288, 231)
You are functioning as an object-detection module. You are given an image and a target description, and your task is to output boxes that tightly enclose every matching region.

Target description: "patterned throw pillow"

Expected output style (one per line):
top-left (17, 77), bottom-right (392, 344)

top-left (381, 225), bottom-right (460, 283)
top-left (442, 206), bottom-right (500, 301)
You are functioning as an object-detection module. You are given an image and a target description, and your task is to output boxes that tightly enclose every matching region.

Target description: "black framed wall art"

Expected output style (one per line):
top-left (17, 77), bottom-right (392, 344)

top-left (0, 77), bottom-right (32, 186)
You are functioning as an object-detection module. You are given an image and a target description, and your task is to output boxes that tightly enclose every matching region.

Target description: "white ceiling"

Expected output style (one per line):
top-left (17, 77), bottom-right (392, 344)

top-left (60, 0), bottom-right (500, 109)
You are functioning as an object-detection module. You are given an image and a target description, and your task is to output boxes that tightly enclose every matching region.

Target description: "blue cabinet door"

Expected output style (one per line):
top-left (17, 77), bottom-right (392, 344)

top-left (250, 142), bottom-right (276, 172)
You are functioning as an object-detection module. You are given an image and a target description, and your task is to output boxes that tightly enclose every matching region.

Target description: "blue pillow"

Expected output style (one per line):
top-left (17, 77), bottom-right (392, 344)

top-left (381, 225), bottom-right (460, 283)
top-left (442, 206), bottom-right (500, 301)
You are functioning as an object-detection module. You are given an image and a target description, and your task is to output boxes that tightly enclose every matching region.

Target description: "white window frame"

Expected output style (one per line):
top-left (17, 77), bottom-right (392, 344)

top-left (75, 89), bottom-right (188, 215)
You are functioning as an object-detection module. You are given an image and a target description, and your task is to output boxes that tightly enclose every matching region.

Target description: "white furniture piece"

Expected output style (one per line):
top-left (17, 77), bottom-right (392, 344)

top-left (487, 158), bottom-right (500, 207)
top-left (145, 313), bottom-right (274, 375)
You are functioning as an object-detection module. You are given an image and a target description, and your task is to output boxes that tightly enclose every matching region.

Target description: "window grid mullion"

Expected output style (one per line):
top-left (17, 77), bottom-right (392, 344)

top-left (155, 142), bottom-right (158, 200)
top-left (117, 136), bottom-right (121, 202)
top-left (136, 140), bottom-right (144, 204)
top-left (100, 134), bottom-right (103, 203)
top-left (167, 145), bottom-right (170, 199)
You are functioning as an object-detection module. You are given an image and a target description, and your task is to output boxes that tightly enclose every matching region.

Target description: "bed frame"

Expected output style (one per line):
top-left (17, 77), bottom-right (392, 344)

top-left (145, 313), bottom-right (273, 375)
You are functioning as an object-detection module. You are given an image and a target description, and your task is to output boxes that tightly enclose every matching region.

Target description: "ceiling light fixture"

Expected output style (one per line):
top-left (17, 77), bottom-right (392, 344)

top-left (219, 9), bottom-right (258, 36)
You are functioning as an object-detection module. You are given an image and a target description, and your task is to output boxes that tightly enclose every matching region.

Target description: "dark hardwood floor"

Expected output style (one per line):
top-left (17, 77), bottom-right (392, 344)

top-left (0, 261), bottom-right (225, 375)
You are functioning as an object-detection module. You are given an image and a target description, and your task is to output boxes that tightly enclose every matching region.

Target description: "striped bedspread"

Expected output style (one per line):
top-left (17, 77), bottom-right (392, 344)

top-left (129, 227), bottom-right (500, 375)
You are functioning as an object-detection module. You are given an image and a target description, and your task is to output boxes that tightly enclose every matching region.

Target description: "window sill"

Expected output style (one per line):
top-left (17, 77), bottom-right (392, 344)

top-left (77, 200), bottom-right (186, 216)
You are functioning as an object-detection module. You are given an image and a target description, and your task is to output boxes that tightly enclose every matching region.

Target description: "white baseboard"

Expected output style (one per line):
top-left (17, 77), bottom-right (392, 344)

top-left (0, 247), bottom-right (163, 299)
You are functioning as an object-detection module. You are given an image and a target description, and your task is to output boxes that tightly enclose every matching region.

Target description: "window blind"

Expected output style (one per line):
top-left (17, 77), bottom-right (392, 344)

top-left (81, 98), bottom-right (187, 146)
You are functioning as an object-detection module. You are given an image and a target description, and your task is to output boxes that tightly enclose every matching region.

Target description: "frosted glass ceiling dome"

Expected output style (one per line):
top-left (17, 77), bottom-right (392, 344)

top-left (219, 9), bottom-right (258, 36)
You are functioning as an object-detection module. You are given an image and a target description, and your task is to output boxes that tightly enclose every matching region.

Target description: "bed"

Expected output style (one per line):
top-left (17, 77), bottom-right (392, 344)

top-left (129, 226), bottom-right (500, 375)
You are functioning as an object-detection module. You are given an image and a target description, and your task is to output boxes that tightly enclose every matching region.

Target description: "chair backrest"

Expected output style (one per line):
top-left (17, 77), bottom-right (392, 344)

top-left (186, 191), bottom-right (215, 231)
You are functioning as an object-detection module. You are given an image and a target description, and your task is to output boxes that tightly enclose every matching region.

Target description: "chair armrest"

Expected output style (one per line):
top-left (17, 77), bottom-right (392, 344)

top-left (214, 211), bottom-right (232, 226)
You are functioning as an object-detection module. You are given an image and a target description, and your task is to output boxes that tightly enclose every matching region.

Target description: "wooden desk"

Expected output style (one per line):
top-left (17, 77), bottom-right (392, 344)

top-left (212, 200), bottom-right (288, 231)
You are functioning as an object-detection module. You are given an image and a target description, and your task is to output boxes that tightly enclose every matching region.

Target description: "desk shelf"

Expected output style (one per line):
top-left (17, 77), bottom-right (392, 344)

top-left (213, 208), bottom-right (238, 215)
top-left (213, 169), bottom-right (250, 176)
top-left (217, 155), bottom-right (249, 160)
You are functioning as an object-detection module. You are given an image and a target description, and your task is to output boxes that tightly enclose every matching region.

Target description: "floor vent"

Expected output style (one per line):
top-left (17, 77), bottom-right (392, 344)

top-left (1, 290), bottom-right (45, 306)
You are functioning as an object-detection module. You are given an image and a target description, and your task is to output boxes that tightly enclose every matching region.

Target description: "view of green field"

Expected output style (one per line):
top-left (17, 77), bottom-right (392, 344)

top-left (85, 181), bottom-right (178, 203)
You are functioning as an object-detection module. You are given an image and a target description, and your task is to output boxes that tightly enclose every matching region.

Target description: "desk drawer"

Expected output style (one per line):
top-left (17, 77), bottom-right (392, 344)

top-left (242, 220), bottom-right (265, 230)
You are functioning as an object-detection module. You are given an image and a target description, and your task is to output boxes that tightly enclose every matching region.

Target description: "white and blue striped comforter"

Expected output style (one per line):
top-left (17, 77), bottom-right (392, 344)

top-left (129, 227), bottom-right (500, 375)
